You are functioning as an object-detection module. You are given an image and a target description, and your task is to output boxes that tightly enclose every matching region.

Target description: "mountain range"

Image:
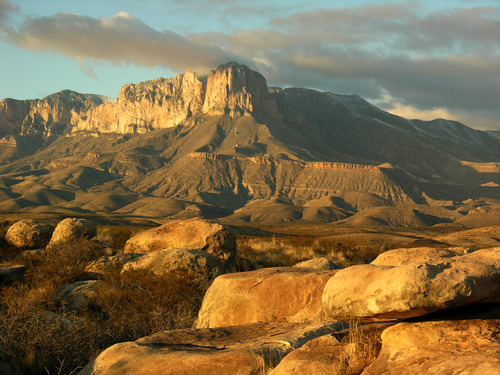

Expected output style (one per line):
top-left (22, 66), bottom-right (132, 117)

top-left (0, 62), bottom-right (499, 226)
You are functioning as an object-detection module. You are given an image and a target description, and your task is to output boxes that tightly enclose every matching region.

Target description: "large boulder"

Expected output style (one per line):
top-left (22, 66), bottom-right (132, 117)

top-left (197, 267), bottom-right (338, 328)
top-left (371, 247), bottom-right (472, 266)
top-left (122, 248), bottom-right (225, 278)
top-left (124, 219), bottom-right (237, 263)
top-left (55, 280), bottom-right (101, 312)
top-left (49, 218), bottom-right (97, 246)
top-left (362, 319), bottom-right (500, 374)
top-left (5, 219), bottom-right (54, 249)
top-left (322, 248), bottom-right (500, 320)
top-left (78, 321), bottom-right (347, 375)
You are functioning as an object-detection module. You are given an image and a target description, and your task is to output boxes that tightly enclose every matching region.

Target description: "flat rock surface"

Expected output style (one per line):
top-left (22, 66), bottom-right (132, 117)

top-left (197, 267), bottom-right (338, 328)
top-left (362, 319), bottom-right (500, 374)
top-left (323, 248), bottom-right (500, 320)
top-left (371, 247), bottom-right (471, 267)
top-left (0, 263), bottom-right (27, 285)
top-left (78, 321), bottom-right (347, 375)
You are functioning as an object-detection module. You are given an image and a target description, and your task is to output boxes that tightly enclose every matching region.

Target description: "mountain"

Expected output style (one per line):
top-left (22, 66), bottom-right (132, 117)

top-left (0, 62), bottom-right (499, 226)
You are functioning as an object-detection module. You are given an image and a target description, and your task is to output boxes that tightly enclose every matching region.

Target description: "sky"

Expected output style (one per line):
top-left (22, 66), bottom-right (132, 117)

top-left (1, 0), bottom-right (499, 130)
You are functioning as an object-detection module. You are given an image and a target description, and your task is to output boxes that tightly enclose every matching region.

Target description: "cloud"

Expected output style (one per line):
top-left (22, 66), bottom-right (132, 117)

top-left (0, 0), bottom-right (18, 23)
top-left (4, 10), bottom-right (234, 72)
top-left (2, 2), bottom-right (500, 129)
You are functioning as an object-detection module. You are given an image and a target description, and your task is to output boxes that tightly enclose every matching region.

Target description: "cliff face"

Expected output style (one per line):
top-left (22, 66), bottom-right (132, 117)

top-left (0, 91), bottom-right (112, 137)
top-left (1, 62), bottom-right (282, 135)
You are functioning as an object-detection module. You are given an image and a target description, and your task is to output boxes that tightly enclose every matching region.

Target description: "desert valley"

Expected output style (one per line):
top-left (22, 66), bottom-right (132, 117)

top-left (0, 62), bottom-right (499, 374)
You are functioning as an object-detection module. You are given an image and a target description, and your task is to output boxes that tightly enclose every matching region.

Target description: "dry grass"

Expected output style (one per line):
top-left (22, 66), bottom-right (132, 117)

top-left (0, 234), bottom-right (213, 375)
top-left (330, 320), bottom-right (383, 374)
top-left (237, 234), bottom-right (388, 268)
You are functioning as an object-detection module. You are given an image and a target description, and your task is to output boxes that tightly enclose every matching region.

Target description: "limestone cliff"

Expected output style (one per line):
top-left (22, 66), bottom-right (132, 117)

top-left (0, 91), bottom-right (112, 137)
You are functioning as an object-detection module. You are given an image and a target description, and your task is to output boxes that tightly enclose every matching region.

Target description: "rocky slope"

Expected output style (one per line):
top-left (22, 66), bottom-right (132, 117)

top-left (0, 62), bottom-right (499, 224)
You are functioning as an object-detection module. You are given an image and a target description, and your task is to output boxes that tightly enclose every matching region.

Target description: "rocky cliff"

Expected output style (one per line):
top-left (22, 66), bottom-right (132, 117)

top-left (0, 62), bottom-right (499, 224)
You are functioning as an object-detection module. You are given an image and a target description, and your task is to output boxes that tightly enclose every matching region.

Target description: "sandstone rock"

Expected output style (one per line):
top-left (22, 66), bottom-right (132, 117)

top-left (78, 321), bottom-right (347, 375)
top-left (362, 319), bottom-right (500, 374)
top-left (322, 248), bottom-right (500, 320)
top-left (371, 246), bottom-right (472, 266)
top-left (49, 218), bottom-right (97, 246)
top-left (88, 253), bottom-right (144, 274)
top-left (124, 218), bottom-right (236, 263)
top-left (197, 267), bottom-right (338, 328)
top-left (122, 248), bottom-right (225, 278)
top-left (5, 219), bottom-right (54, 248)
top-left (0, 263), bottom-right (27, 285)
top-left (55, 280), bottom-right (100, 312)
top-left (293, 257), bottom-right (339, 270)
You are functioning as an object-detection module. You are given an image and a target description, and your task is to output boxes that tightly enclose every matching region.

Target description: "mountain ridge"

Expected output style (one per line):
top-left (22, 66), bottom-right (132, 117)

top-left (0, 62), bottom-right (499, 225)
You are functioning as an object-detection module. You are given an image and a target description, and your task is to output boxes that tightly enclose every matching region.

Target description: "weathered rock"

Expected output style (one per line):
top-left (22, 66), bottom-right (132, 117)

top-left (5, 219), bottom-right (54, 248)
top-left (78, 321), bottom-right (347, 375)
top-left (371, 246), bottom-right (472, 266)
top-left (362, 319), bottom-right (500, 374)
top-left (88, 253), bottom-right (144, 274)
top-left (122, 248), bottom-right (225, 278)
top-left (197, 267), bottom-right (338, 328)
top-left (49, 218), bottom-right (97, 246)
top-left (0, 263), bottom-right (27, 285)
top-left (294, 257), bottom-right (339, 270)
top-left (322, 248), bottom-right (500, 320)
top-left (55, 280), bottom-right (101, 312)
top-left (124, 218), bottom-right (236, 263)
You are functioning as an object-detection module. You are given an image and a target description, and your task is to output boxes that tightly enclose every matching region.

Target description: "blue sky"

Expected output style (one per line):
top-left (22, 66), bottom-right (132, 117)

top-left (1, 0), bottom-right (499, 130)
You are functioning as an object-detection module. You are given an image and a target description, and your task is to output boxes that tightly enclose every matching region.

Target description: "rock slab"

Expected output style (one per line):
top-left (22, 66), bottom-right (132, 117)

top-left (362, 319), bottom-right (500, 374)
top-left (197, 267), bottom-right (338, 328)
top-left (78, 321), bottom-right (347, 375)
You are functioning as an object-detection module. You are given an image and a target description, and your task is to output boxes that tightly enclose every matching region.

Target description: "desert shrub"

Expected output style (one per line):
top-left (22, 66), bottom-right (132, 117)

top-left (23, 238), bottom-right (108, 287)
top-left (94, 267), bottom-right (212, 341)
top-left (0, 237), bottom-right (213, 375)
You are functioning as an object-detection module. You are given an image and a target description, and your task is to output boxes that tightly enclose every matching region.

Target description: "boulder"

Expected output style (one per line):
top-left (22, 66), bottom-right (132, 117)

top-left (78, 321), bottom-right (347, 375)
top-left (55, 280), bottom-right (101, 312)
top-left (123, 218), bottom-right (236, 263)
top-left (0, 263), bottom-right (27, 285)
top-left (122, 248), bottom-right (225, 278)
top-left (197, 267), bottom-right (338, 328)
top-left (5, 219), bottom-right (53, 248)
top-left (88, 253), bottom-right (144, 274)
top-left (322, 248), bottom-right (500, 320)
top-left (371, 247), bottom-right (472, 266)
top-left (362, 319), bottom-right (500, 374)
top-left (49, 218), bottom-right (97, 246)
top-left (293, 257), bottom-right (339, 270)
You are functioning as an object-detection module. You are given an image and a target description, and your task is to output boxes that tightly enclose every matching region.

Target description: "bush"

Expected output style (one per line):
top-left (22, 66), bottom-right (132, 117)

top-left (0, 236), bottom-right (213, 375)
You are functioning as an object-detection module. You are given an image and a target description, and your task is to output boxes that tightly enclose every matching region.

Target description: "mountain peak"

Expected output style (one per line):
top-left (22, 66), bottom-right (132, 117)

top-left (202, 62), bottom-right (276, 118)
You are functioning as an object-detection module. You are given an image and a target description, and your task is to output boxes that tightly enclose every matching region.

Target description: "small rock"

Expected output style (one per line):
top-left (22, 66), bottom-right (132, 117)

top-left (294, 257), bottom-right (339, 270)
top-left (55, 280), bottom-right (101, 312)
top-left (0, 263), bottom-right (27, 285)
top-left (5, 219), bottom-right (54, 249)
